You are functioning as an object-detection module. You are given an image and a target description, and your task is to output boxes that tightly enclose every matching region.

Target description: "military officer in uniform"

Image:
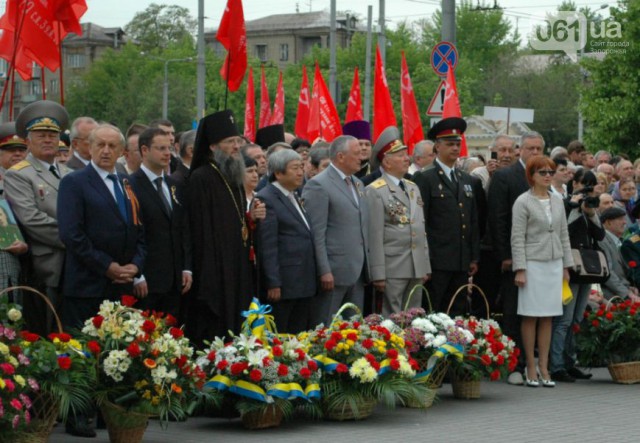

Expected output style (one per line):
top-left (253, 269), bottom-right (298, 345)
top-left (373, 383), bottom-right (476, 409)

top-left (3, 100), bottom-right (71, 336)
top-left (412, 117), bottom-right (480, 315)
top-left (365, 126), bottom-right (431, 316)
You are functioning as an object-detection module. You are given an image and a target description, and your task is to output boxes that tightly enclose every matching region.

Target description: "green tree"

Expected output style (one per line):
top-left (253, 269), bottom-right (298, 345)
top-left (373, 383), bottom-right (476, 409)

top-left (124, 3), bottom-right (196, 51)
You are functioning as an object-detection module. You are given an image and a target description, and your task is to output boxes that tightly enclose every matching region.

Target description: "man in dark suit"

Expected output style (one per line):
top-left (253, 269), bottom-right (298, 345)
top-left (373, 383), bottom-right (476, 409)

top-left (487, 131), bottom-right (543, 385)
top-left (58, 123), bottom-right (146, 327)
top-left (170, 130), bottom-right (195, 185)
top-left (256, 149), bottom-right (316, 333)
top-left (413, 117), bottom-right (480, 315)
top-left (129, 127), bottom-right (192, 319)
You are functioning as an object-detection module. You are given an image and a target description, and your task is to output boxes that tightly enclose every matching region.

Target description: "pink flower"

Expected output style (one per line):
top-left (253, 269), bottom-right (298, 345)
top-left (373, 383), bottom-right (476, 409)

top-left (4, 379), bottom-right (15, 392)
top-left (27, 378), bottom-right (39, 391)
top-left (19, 394), bottom-right (32, 409)
top-left (12, 414), bottom-right (20, 429)
top-left (10, 398), bottom-right (22, 410)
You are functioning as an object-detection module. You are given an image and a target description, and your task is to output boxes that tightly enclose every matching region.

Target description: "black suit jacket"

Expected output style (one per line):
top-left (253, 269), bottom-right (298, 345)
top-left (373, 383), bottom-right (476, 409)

top-left (170, 162), bottom-right (190, 186)
top-left (255, 183), bottom-right (317, 300)
top-left (487, 161), bottom-right (529, 262)
top-left (130, 170), bottom-right (192, 294)
top-left (413, 162), bottom-right (480, 272)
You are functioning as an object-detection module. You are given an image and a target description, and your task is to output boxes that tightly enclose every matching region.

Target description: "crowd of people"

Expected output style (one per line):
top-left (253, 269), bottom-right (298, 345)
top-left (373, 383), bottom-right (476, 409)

top-left (2, 100), bottom-right (640, 436)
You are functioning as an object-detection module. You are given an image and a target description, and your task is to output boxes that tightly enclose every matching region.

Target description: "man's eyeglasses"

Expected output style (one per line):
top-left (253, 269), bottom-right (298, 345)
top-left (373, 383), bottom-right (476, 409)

top-left (537, 169), bottom-right (556, 177)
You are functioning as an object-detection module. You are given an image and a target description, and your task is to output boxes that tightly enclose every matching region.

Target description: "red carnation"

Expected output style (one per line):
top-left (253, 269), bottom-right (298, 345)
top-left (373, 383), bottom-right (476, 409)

top-left (336, 363), bottom-right (348, 373)
top-left (277, 364), bottom-right (289, 376)
top-left (371, 360), bottom-right (380, 371)
top-left (596, 310), bottom-right (604, 317)
top-left (362, 339), bottom-right (374, 349)
top-left (300, 367), bottom-right (311, 379)
top-left (217, 360), bottom-right (229, 371)
top-left (92, 315), bottom-right (104, 328)
top-left (126, 342), bottom-right (141, 358)
top-left (272, 337), bottom-right (282, 345)
top-left (57, 356), bottom-right (72, 370)
top-left (353, 321), bottom-right (360, 328)
top-left (605, 312), bottom-right (613, 321)
top-left (571, 324), bottom-right (581, 334)
top-left (87, 341), bottom-right (101, 355)
top-left (121, 295), bottom-right (137, 307)
top-left (386, 349), bottom-right (398, 359)
top-left (409, 358), bottom-right (419, 370)
top-left (142, 320), bottom-right (156, 334)
top-left (490, 369), bottom-right (501, 381)
top-left (324, 340), bottom-right (337, 351)
top-left (390, 359), bottom-right (400, 371)
top-left (308, 360), bottom-right (318, 371)
top-left (295, 349), bottom-right (306, 361)
top-left (262, 357), bottom-right (272, 366)
top-left (330, 331), bottom-right (342, 342)
top-left (164, 314), bottom-right (177, 326)
top-left (629, 260), bottom-right (637, 268)
top-left (207, 351), bottom-right (216, 362)
top-left (347, 332), bottom-right (358, 341)
top-left (249, 369), bottom-right (262, 382)
top-left (230, 362), bottom-right (248, 375)
top-left (20, 331), bottom-right (39, 343)
top-left (592, 319), bottom-right (600, 328)
top-left (365, 353), bottom-right (376, 363)
top-left (339, 322), bottom-right (348, 330)
top-left (480, 355), bottom-right (492, 366)
top-left (175, 355), bottom-right (188, 368)
top-left (496, 355), bottom-right (505, 365)
top-left (48, 332), bottom-right (71, 343)
top-left (169, 327), bottom-right (184, 339)
top-left (272, 346), bottom-right (283, 356)
top-left (0, 362), bottom-right (15, 375)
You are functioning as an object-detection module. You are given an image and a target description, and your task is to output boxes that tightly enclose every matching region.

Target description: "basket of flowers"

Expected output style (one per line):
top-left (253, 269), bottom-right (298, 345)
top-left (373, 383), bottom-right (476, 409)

top-left (576, 298), bottom-right (640, 384)
top-left (302, 304), bottom-right (429, 420)
top-left (197, 298), bottom-right (321, 429)
top-left (1, 287), bottom-right (95, 443)
top-left (449, 317), bottom-right (519, 399)
top-left (379, 308), bottom-right (472, 408)
top-left (81, 296), bottom-right (210, 443)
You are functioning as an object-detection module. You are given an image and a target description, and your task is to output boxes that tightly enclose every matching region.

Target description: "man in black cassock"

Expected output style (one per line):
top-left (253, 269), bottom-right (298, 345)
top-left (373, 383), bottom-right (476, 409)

top-left (186, 110), bottom-right (265, 346)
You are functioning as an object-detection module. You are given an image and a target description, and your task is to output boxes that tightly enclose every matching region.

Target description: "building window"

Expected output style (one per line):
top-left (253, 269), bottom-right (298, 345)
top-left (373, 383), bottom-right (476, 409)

top-left (30, 81), bottom-right (41, 96)
top-left (255, 45), bottom-right (267, 62)
top-left (50, 79), bottom-right (59, 93)
top-left (67, 53), bottom-right (86, 68)
top-left (0, 59), bottom-right (7, 77)
top-left (280, 44), bottom-right (289, 62)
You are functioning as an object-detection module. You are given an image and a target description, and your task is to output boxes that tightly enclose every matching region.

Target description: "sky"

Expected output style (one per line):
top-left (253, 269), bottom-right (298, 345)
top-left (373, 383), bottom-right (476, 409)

top-left (75, 0), bottom-right (611, 38)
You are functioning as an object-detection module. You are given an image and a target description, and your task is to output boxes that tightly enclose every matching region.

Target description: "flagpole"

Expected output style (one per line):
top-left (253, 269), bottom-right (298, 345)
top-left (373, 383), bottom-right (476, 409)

top-left (224, 52), bottom-right (231, 109)
top-left (58, 22), bottom-right (65, 105)
top-left (1, 3), bottom-right (28, 117)
top-left (9, 68), bottom-right (16, 120)
top-left (41, 67), bottom-right (46, 100)
top-left (0, 66), bottom-right (12, 118)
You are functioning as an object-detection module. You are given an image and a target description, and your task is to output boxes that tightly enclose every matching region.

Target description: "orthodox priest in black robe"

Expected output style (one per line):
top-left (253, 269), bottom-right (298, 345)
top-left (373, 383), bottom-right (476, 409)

top-left (186, 110), bottom-right (265, 346)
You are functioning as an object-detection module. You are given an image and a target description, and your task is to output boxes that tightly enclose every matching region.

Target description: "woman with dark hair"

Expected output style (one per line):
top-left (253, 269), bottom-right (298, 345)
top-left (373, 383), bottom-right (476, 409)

top-left (550, 169), bottom-right (606, 382)
top-left (511, 156), bottom-right (573, 387)
top-left (243, 156), bottom-right (259, 210)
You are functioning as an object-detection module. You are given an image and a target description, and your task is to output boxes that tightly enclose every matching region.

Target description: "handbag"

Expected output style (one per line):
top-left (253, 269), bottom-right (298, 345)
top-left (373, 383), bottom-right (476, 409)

top-left (570, 248), bottom-right (610, 284)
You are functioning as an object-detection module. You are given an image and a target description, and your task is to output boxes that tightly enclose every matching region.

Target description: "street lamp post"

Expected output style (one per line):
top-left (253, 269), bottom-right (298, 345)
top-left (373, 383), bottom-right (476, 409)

top-left (163, 57), bottom-right (194, 120)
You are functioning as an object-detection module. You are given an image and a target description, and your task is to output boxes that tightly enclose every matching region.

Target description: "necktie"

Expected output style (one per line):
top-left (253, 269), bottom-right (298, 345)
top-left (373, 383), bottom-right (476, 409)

top-left (450, 169), bottom-right (458, 192)
top-left (107, 174), bottom-right (128, 221)
top-left (154, 177), bottom-right (172, 215)
top-left (345, 176), bottom-right (358, 206)
top-left (49, 165), bottom-right (60, 179)
top-left (399, 179), bottom-right (409, 198)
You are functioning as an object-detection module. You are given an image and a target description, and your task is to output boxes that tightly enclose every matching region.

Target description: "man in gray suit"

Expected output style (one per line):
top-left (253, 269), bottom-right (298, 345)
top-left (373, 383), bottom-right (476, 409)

top-left (302, 135), bottom-right (369, 324)
top-left (365, 127), bottom-right (431, 316)
top-left (4, 100), bottom-right (71, 336)
top-left (65, 116), bottom-right (98, 170)
top-left (599, 207), bottom-right (640, 302)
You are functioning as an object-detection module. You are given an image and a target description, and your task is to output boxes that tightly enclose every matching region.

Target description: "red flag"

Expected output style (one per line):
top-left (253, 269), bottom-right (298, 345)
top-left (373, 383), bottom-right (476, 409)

top-left (294, 65), bottom-right (310, 140)
top-left (400, 52), bottom-right (424, 154)
top-left (270, 71), bottom-right (285, 125)
top-left (345, 66), bottom-right (363, 123)
top-left (308, 63), bottom-right (342, 142)
top-left (442, 62), bottom-right (468, 157)
top-left (54, 0), bottom-right (88, 35)
top-left (373, 44), bottom-right (397, 143)
top-left (0, 30), bottom-right (36, 80)
top-left (216, 0), bottom-right (247, 92)
top-left (244, 67), bottom-right (255, 142)
top-left (0, 0), bottom-right (64, 71)
top-left (259, 66), bottom-right (271, 128)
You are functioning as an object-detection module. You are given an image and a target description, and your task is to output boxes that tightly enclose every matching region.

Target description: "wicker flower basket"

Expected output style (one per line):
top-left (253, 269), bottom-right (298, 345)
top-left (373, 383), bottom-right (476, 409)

top-left (100, 401), bottom-right (150, 443)
top-left (608, 361), bottom-right (640, 384)
top-left (405, 359), bottom-right (449, 409)
top-left (451, 371), bottom-right (481, 400)
top-left (322, 397), bottom-right (378, 421)
top-left (241, 404), bottom-right (284, 429)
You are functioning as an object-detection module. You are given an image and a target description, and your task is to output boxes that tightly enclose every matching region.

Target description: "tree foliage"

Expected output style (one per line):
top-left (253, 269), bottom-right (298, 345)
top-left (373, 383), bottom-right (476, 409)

top-left (124, 3), bottom-right (196, 51)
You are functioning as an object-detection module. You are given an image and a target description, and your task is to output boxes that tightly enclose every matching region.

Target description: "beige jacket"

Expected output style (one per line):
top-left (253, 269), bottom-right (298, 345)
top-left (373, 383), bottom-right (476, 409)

top-left (511, 190), bottom-right (574, 271)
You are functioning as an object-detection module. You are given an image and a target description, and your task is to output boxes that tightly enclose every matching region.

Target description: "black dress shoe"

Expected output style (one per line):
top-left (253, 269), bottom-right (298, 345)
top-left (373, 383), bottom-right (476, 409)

top-left (567, 367), bottom-right (593, 379)
top-left (65, 423), bottom-right (97, 438)
top-left (550, 370), bottom-right (576, 383)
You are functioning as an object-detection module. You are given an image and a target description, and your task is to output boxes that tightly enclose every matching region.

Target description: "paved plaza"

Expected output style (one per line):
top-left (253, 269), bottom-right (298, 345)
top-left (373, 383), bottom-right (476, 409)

top-left (50, 367), bottom-right (639, 443)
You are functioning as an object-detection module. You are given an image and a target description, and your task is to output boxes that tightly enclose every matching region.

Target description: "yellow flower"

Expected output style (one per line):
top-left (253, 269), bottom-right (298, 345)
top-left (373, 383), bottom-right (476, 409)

top-left (14, 375), bottom-right (25, 387)
top-left (151, 396), bottom-right (160, 406)
top-left (0, 342), bottom-right (9, 355)
top-left (346, 340), bottom-right (355, 347)
top-left (134, 380), bottom-right (149, 389)
top-left (0, 378), bottom-right (5, 389)
top-left (142, 390), bottom-right (152, 400)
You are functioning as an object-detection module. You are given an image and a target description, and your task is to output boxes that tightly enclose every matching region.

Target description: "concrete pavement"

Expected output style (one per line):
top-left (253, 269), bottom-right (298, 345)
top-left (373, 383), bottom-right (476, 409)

top-left (50, 367), bottom-right (639, 443)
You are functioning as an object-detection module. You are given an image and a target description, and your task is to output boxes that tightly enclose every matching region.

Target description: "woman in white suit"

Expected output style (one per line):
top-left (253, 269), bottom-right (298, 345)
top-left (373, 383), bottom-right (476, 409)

top-left (511, 156), bottom-right (574, 387)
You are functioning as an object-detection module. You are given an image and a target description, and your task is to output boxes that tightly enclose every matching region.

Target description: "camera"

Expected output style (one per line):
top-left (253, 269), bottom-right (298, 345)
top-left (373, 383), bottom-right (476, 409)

top-left (570, 186), bottom-right (599, 209)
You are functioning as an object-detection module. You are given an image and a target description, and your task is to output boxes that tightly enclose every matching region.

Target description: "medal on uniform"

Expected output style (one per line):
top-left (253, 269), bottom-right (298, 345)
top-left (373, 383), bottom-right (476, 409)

top-left (242, 224), bottom-right (249, 242)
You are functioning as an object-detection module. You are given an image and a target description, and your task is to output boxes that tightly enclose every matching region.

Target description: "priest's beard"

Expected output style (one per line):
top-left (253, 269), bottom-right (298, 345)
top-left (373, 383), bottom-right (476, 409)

top-left (212, 149), bottom-right (245, 186)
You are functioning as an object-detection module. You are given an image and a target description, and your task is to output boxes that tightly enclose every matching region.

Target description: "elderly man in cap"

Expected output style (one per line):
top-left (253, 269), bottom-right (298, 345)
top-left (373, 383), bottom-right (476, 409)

top-left (187, 110), bottom-right (265, 345)
top-left (365, 127), bottom-right (431, 316)
top-left (302, 135), bottom-right (369, 324)
top-left (413, 117), bottom-right (480, 315)
top-left (4, 100), bottom-right (71, 336)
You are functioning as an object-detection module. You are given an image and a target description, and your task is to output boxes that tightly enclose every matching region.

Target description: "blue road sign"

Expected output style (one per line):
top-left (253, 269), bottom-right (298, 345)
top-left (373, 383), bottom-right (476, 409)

top-left (430, 41), bottom-right (458, 77)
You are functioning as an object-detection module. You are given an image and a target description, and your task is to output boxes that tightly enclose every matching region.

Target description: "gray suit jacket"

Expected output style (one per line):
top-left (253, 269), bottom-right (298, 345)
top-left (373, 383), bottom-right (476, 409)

top-left (65, 153), bottom-right (88, 170)
top-left (511, 190), bottom-right (573, 271)
top-left (599, 230), bottom-right (631, 299)
top-left (302, 164), bottom-right (369, 287)
top-left (365, 173), bottom-right (431, 280)
top-left (4, 153), bottom-right (71, 287)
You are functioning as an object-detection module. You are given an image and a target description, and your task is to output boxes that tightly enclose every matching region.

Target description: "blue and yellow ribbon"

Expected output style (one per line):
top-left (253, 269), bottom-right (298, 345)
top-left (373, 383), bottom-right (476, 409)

top-left (241, 297), bottom-right (277, 341)
top-left (312, 354), bottom-right (340, 372)
top-left (414, 343), bottom-right (464, 383)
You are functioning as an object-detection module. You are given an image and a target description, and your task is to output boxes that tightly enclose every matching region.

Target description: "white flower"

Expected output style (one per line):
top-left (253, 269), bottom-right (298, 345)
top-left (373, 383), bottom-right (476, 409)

top-left (380, 319), bottom-right (396, 331)
top-left (412, 318), bottom-right (437, 333)
top-left (7, 308), bottom-right (22, 322)
top-left (246, 349), bottom-right (270, 367)
top-left (432, 335), bottom-right (447, 348)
